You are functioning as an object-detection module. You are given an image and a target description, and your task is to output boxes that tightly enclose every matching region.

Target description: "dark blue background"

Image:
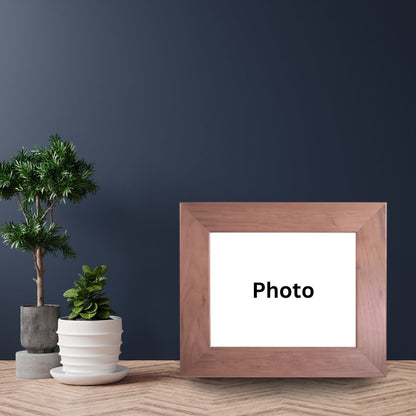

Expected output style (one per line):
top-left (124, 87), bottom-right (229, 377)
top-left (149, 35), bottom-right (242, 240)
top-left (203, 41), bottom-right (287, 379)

top-left (0, 0), bottom-right (414, 359)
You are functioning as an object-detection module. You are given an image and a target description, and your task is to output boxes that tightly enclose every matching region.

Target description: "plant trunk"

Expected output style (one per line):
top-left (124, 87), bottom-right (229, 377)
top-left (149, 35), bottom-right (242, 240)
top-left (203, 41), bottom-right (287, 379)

top-left (35, 248), bottom-right (45, 307)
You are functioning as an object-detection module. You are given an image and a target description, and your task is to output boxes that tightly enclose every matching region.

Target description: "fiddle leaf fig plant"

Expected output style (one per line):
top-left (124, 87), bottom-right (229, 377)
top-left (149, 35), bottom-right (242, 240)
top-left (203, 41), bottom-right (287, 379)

top-left (64, 265), bottom-right (115, 320)
top-left (0, 135), bottom-right (98, 307)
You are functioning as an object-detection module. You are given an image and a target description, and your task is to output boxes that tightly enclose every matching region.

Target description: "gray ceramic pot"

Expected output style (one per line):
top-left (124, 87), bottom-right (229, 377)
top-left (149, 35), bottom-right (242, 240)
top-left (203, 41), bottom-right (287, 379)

top-left (20, 305), bottom-right (60, 353)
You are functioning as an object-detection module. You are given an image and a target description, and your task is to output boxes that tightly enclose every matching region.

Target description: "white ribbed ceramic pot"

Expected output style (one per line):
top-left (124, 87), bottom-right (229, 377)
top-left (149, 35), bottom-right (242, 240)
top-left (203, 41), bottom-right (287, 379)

top-left (57, 316), bottom-right (123, 375)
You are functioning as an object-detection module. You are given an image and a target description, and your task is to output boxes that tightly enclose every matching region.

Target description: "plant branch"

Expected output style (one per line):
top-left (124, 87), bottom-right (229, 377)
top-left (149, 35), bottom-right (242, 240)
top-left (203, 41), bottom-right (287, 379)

top-left (34, 247), bottom-right (45, 306)
top-left (32, 250), bottom-right (41, 275)
top-left (36, 194), bottom-right (40, 216)
top-left (40, 199), bottom-right (57, 222)
top-left (16, 194), bottom-right (29, 224)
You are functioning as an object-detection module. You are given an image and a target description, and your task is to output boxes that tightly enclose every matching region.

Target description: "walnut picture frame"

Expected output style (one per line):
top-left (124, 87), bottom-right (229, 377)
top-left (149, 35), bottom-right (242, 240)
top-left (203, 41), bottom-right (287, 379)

top-left (180, 202), bottom-right (386, 377)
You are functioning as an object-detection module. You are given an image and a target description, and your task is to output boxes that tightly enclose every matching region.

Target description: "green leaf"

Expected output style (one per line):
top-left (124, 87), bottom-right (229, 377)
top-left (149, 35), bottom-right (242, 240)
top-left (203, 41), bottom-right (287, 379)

top-left (77, 273), bottom-right (85, 280)
top-left (85, 302), bottom-right (98, 313)
top-left (63, 288), bottom-right (78, 298)
top-left (82, 265), bottom-right (93, 276)
top-left (95, 292), bottom-right (106, 299)
top-left (72, 305), bottom-right (84, 314)
top-left (78, 288), bottom-right (88, 297)
top-left (73, 300), bottom-right (83, 307)
top-left (68, 311), bottom-right (79, 319)
top-left (96, 298), bottom-right (110, 305)
top-left (87, 284), bottom-right (102, 292)
top-left (96, 310), bottom-right (110, 319)
top-left (94, 265), bottom-right (107, 276)
top-left (80, 311), bottom-right (97, 320)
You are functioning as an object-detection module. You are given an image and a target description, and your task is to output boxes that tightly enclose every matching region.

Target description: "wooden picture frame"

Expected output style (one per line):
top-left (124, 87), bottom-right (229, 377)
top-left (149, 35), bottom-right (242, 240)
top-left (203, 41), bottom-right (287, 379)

top-left (180, 202), bottom-right (386, 377)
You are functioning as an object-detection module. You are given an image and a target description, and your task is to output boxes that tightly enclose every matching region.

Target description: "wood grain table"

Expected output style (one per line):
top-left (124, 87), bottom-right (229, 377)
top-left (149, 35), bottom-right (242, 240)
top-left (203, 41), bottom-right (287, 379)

top-left (1, 360), bottom-right (415, 415)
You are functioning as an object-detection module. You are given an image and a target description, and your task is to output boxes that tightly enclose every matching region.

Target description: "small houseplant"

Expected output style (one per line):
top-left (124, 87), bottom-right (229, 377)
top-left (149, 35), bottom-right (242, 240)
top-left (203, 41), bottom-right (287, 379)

top-left (52, 265), bottom-right (126, 384)
top-left (63, 264), bottom-right (115, 320)
top-left (0, 135), bottom-right (98, 357)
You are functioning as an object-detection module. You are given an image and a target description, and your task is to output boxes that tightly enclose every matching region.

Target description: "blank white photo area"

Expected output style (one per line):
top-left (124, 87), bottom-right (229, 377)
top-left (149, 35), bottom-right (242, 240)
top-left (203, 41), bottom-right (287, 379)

top-left (210, 232), bottom-right (356, 348)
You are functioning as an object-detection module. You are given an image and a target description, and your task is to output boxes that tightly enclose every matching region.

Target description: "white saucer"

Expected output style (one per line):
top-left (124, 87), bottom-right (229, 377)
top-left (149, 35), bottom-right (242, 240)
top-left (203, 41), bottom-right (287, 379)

top-left (50, 365), bottom-right (129, 385)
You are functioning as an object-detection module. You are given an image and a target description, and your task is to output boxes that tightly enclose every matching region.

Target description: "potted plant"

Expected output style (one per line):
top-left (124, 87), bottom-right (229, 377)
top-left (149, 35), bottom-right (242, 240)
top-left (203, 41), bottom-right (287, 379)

top-left (51, 265), bottom-right (128, 385)
top-left (0, 135), bottom-right (98, 376)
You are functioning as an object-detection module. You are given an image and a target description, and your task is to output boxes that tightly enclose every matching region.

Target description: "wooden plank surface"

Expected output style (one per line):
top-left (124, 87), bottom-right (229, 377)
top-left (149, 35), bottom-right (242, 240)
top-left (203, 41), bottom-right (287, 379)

top-left (1, 361), bottom-right (415, 415)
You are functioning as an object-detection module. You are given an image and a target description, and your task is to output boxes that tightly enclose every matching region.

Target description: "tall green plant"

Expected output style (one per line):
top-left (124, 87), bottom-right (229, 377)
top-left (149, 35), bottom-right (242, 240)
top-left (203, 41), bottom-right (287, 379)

top-left (0, 135), bottom-right (98, 306)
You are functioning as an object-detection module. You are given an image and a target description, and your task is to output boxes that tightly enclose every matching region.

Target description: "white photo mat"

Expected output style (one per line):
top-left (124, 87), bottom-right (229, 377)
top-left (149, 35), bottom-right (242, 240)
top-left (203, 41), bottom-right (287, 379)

top-left (210, 232), bottom-right (356, 348)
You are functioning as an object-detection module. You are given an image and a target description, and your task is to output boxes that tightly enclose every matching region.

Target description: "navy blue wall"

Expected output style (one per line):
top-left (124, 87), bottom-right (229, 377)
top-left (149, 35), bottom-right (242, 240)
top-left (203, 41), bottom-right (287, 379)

top-left (0, 0), bottom-right (414, 359)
